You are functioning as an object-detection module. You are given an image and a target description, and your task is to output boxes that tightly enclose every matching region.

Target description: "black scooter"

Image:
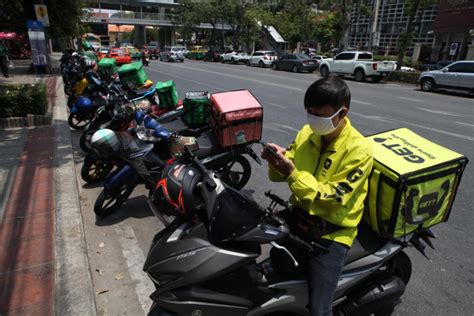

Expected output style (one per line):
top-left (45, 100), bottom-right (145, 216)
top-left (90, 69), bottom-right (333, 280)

top-left (143, 149), bottom-right (436, 316)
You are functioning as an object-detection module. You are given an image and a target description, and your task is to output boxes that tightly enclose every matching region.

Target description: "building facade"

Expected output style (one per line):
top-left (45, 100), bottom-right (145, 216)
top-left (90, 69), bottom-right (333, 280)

top-left (348, 0), bottom-right (437, 58)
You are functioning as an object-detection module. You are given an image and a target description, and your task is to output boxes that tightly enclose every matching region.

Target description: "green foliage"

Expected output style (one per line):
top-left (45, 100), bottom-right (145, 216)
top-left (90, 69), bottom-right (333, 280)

top-left (310, 12), bottom-right (343, 51)
top-left (0, 84), bottom-right (48, 118)
top-left (386, 71), bottom-right (420, 84)
top-left (0, 0), bottom-right (88, 41)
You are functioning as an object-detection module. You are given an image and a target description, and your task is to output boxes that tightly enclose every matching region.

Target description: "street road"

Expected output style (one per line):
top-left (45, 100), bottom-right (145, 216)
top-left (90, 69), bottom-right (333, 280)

top-left (72, 59), bottom-right (474, 315)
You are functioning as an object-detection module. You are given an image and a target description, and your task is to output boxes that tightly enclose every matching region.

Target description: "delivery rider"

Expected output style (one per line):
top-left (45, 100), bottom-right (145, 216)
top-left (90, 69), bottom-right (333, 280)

top-left (261, 75), bottom-right (373, 316)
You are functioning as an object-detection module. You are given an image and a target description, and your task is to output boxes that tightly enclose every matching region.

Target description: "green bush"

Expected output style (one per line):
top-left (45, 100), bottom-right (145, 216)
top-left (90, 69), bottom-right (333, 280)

top-left (386, 71), bottom-right (420, 84)
top-left (0, 83), bottom-right (48, 118)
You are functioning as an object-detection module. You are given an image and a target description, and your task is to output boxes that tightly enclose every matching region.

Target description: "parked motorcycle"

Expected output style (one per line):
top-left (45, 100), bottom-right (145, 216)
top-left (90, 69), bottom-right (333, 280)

top-left (90, 114), bottom-right (260, 219)
top-left (143, 149), bottom-right (435, 316)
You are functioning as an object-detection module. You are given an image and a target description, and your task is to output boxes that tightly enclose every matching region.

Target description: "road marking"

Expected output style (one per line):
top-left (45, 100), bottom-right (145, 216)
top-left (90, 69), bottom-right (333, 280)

top-left (187, 60), bottom-right (313, 84)
top-left (164, 63), bottom-right (304, 91)
top-left (147, 67), bottom-right (227, 91)
top-left (417, 107), bottom-right (473, 118)
top-left (397, 96), bottom-right (425, 103)
top-left (352, 99), bottom-right (372, 105)
top-left (116, 226), bottom-right (155, 314)
top-left (265, 101), bottom-right (286, 109)
top-left (456, 121), bottom-right (474, 128)
top-left (352, 112), bottom-right (474, 141)
top-left (268, 123), bottom-right (300, 132)
top-left (263, 126), bottom-right (293, 135)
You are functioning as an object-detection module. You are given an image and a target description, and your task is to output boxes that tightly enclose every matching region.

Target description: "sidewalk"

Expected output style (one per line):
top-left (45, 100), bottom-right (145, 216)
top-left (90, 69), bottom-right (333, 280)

top-left (0, 55), bottom-right (95, 315)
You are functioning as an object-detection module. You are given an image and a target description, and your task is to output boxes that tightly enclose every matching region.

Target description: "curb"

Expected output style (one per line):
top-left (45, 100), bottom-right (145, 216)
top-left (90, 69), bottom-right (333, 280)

top-left (52, 76), bottom-right (96, 315)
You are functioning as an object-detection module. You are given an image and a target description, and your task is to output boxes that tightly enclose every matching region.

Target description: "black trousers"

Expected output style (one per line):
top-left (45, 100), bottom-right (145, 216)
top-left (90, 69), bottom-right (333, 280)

top-left (1, 56), bottom-right (8, 77)
top-left (308, 238), bottom-right (348, 316)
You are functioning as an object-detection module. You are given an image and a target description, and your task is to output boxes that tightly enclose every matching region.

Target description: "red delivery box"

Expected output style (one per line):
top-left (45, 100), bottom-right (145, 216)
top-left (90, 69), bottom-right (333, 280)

top-left (210, 90), bottom-right (263, 148)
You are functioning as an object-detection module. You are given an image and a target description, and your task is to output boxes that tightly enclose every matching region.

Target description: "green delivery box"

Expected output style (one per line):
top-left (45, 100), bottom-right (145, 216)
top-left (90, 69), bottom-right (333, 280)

top-left (366, 128), bottom-right (468, 238)
top-left (182, 91), bottom-right (210, 127)
top-left (98, 58), bottom-right (117, 79)
top-left (118, 62), bottom-right (148, 89)
top-left (156, 80), bottom-right (179, 109)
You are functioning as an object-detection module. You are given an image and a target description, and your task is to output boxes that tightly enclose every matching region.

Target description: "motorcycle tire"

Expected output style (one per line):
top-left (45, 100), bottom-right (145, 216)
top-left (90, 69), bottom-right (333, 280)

top-left (217, 155), bottom-right (251, 190)
top-left (81, 154), bottom-right (114, 184)
top-left (94, 181), bottom-right (136, 218)
top-left (79, 130), bottom-right (93, 153)
top-left (68, 113), bottom-right (89, 130)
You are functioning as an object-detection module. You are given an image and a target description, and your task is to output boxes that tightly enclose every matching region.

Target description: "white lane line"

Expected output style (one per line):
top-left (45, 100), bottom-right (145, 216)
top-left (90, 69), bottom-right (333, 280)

top-left (164, 63), bottom-right (304, 91)
top-left (352, 112), bottom-right (474, 141)
top-left (263, 126), bottom-right (293, 135)
top-left (116, 226), bottom-right (155, 314)
top-left (147, 67), bottom-right (227, 91)
top-left (265, 101), bottom-right (286, 109)
top-left (268, 123), bottom-right (300, 133)
top-left (352, 99), bottom-right (372, 105)
top-left (187, 60), bottom-right (312, 84)
top-left (456, 121), bottom-right (474, 128)
top-left (397, 96), bottom-right (425, 103)
top-left (417, 107), bottom-right (473, 118)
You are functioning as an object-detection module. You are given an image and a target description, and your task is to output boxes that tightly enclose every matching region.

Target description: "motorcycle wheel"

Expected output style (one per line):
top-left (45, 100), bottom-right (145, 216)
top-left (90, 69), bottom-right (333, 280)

top-left (79, 130), bottom-right (93, 153)
top-left (217, 155), bottom-right (251, 190)
top-left (94, 181), bottom-right (135, 218)
top-left (81, 154), bottom-right (114, 184)
top-left (68, 113), bottom-right (89, 130)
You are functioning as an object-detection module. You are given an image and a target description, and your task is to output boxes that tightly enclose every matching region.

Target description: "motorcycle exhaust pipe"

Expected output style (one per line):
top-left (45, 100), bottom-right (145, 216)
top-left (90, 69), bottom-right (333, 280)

top-left (340, 276), bottom-right (405, 315)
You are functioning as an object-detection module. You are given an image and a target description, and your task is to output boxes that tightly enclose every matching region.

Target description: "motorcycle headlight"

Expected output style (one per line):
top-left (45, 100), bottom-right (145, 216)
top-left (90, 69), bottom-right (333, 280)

top-left (136, 126), bottom-right (162, 142)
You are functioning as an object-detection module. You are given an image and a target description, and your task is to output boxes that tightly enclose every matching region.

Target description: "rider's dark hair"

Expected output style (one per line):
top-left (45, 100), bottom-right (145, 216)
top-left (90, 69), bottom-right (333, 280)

top-left (304, 75), bottom-right (351, 111)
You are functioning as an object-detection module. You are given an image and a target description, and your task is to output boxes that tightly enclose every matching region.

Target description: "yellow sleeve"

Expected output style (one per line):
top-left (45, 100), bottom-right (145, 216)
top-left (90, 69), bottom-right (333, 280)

top-left (285, 148), bottom-right (373, 215)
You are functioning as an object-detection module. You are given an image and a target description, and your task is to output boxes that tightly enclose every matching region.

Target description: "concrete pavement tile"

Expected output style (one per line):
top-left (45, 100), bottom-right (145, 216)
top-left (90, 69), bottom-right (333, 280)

top-left (0, 233), bottom-right (54, 273)
top-left (0, 263), bottom-right (54, 314)
top-left (0, 213), bottom-right (54, 241)
top-left (2, 301), bottom-right (53, 316)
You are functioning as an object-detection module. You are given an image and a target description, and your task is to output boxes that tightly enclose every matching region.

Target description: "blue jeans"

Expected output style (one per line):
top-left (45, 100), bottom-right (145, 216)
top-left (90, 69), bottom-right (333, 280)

top-left (308, 239), bottom-right (348, 316)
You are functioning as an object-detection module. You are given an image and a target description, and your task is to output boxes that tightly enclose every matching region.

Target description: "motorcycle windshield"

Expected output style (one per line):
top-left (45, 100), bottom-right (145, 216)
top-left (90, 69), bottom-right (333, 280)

top-left (208, 188), bottom-right (263, 245)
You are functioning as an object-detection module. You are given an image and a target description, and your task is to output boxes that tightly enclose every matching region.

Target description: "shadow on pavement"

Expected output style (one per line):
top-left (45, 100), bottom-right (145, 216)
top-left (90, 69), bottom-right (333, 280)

top-left (94, 195), bottom-right (154, 226)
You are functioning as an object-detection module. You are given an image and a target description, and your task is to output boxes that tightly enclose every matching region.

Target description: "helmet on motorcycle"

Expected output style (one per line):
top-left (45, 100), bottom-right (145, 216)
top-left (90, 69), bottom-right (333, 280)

top-left (83, 57), bottom-right (97, 70)
top-left (73, 96), bottom-right (93, 110)
top-left (82, 41), bottom-right (93, 51)
top-left (90, 129), bottom-right (121, 158)
top-left (151, 162), bottom-right (202, 218)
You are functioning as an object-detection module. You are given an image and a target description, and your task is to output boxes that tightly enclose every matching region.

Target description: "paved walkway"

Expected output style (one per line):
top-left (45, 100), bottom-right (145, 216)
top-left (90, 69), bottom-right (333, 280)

top-left (0, 54), bottom-right (95, 315)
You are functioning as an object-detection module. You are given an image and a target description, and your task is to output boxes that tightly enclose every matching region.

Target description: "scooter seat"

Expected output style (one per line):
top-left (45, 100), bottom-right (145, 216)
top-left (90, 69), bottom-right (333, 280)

top-left (344, 221), bottom-right (386, 264)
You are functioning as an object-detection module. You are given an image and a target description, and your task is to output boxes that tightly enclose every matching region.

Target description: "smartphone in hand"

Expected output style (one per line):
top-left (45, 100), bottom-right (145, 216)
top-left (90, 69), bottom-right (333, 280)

top-left (260, 140), bottom-right (280, 159)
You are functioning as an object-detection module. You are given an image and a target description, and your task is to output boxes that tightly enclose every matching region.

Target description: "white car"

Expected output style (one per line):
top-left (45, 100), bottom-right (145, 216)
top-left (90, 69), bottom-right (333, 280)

top-left (222, 51), bottom-right (249, 64)
top-left (319, 51), bottom-right (397, 82)
top-left (247, 51), bottom-right (277, 68)
top-left (418, 60), bottom-right (474, 94)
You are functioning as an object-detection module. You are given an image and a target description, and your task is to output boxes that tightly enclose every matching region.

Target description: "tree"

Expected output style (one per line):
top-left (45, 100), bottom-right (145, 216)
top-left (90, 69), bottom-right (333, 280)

top-left (310, 12), bottom-right (343, 51)
top-left (396, 0), bottom-right (438, 70)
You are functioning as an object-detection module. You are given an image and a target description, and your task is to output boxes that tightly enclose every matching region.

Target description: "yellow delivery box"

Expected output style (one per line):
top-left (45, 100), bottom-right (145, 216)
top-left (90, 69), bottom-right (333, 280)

top-left (366, 128), bottom-right (468, 238)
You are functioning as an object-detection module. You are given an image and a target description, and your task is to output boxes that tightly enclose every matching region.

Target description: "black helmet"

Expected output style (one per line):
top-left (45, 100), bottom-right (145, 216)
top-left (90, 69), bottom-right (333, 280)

top-left (151, 162), bottom-right (202, 218)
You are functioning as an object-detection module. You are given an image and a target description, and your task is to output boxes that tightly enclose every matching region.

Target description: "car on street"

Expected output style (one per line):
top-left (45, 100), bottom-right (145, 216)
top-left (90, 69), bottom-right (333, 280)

top-left (221, 51), bottom-right (250, 64)
top-left (272, 53), bottom-right (318, 73)
top-left (160, 46), bottom-right (185, 62)
top-left (107, 48), bottom-right (132, 65)
top-left (318, 51), bottom-right (397, 82)
top-left (147, 45), bottom-right (160, 59)
top-left (98, 47), bottom-right (109, 59)
top-left (312, 55), bottom-right (328, 67)
top-left (418, 60), bottom-right (453, 72)
top-left (418, 60), bottom-right (474, 94)
top-left (247, 51), bottom-right (277, 68)
top-left (204, 49), bottom-right (223, 62)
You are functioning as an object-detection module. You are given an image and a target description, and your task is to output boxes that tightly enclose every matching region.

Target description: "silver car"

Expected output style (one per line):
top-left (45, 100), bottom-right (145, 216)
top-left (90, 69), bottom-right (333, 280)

top-left (418, 60), bottom-right (474, 94)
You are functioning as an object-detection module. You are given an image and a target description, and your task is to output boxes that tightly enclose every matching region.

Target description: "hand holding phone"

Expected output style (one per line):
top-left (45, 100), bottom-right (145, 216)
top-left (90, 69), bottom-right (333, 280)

top-left (260, 140), bottom-right (280, 160)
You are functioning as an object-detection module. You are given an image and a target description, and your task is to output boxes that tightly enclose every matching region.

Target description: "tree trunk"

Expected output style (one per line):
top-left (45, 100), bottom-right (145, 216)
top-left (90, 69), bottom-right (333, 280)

top-left (396, 0), bottom-right (421, 70)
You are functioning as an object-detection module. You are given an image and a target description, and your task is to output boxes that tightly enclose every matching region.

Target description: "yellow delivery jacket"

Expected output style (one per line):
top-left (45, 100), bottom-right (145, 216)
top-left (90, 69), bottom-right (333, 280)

top-left (269, 118), bottom-right (373, 247)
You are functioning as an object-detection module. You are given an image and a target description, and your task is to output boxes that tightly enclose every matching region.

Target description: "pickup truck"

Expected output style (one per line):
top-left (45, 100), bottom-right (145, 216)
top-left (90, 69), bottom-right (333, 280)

top-left (319, 51), bottom-right (396, 82)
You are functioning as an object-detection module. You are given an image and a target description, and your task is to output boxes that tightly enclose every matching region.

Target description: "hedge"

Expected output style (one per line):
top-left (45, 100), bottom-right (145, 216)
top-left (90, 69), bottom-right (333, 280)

top-left (386, 71), bottom-right (420, 84)
top-left (0, 83), bottom-right (48, 118)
